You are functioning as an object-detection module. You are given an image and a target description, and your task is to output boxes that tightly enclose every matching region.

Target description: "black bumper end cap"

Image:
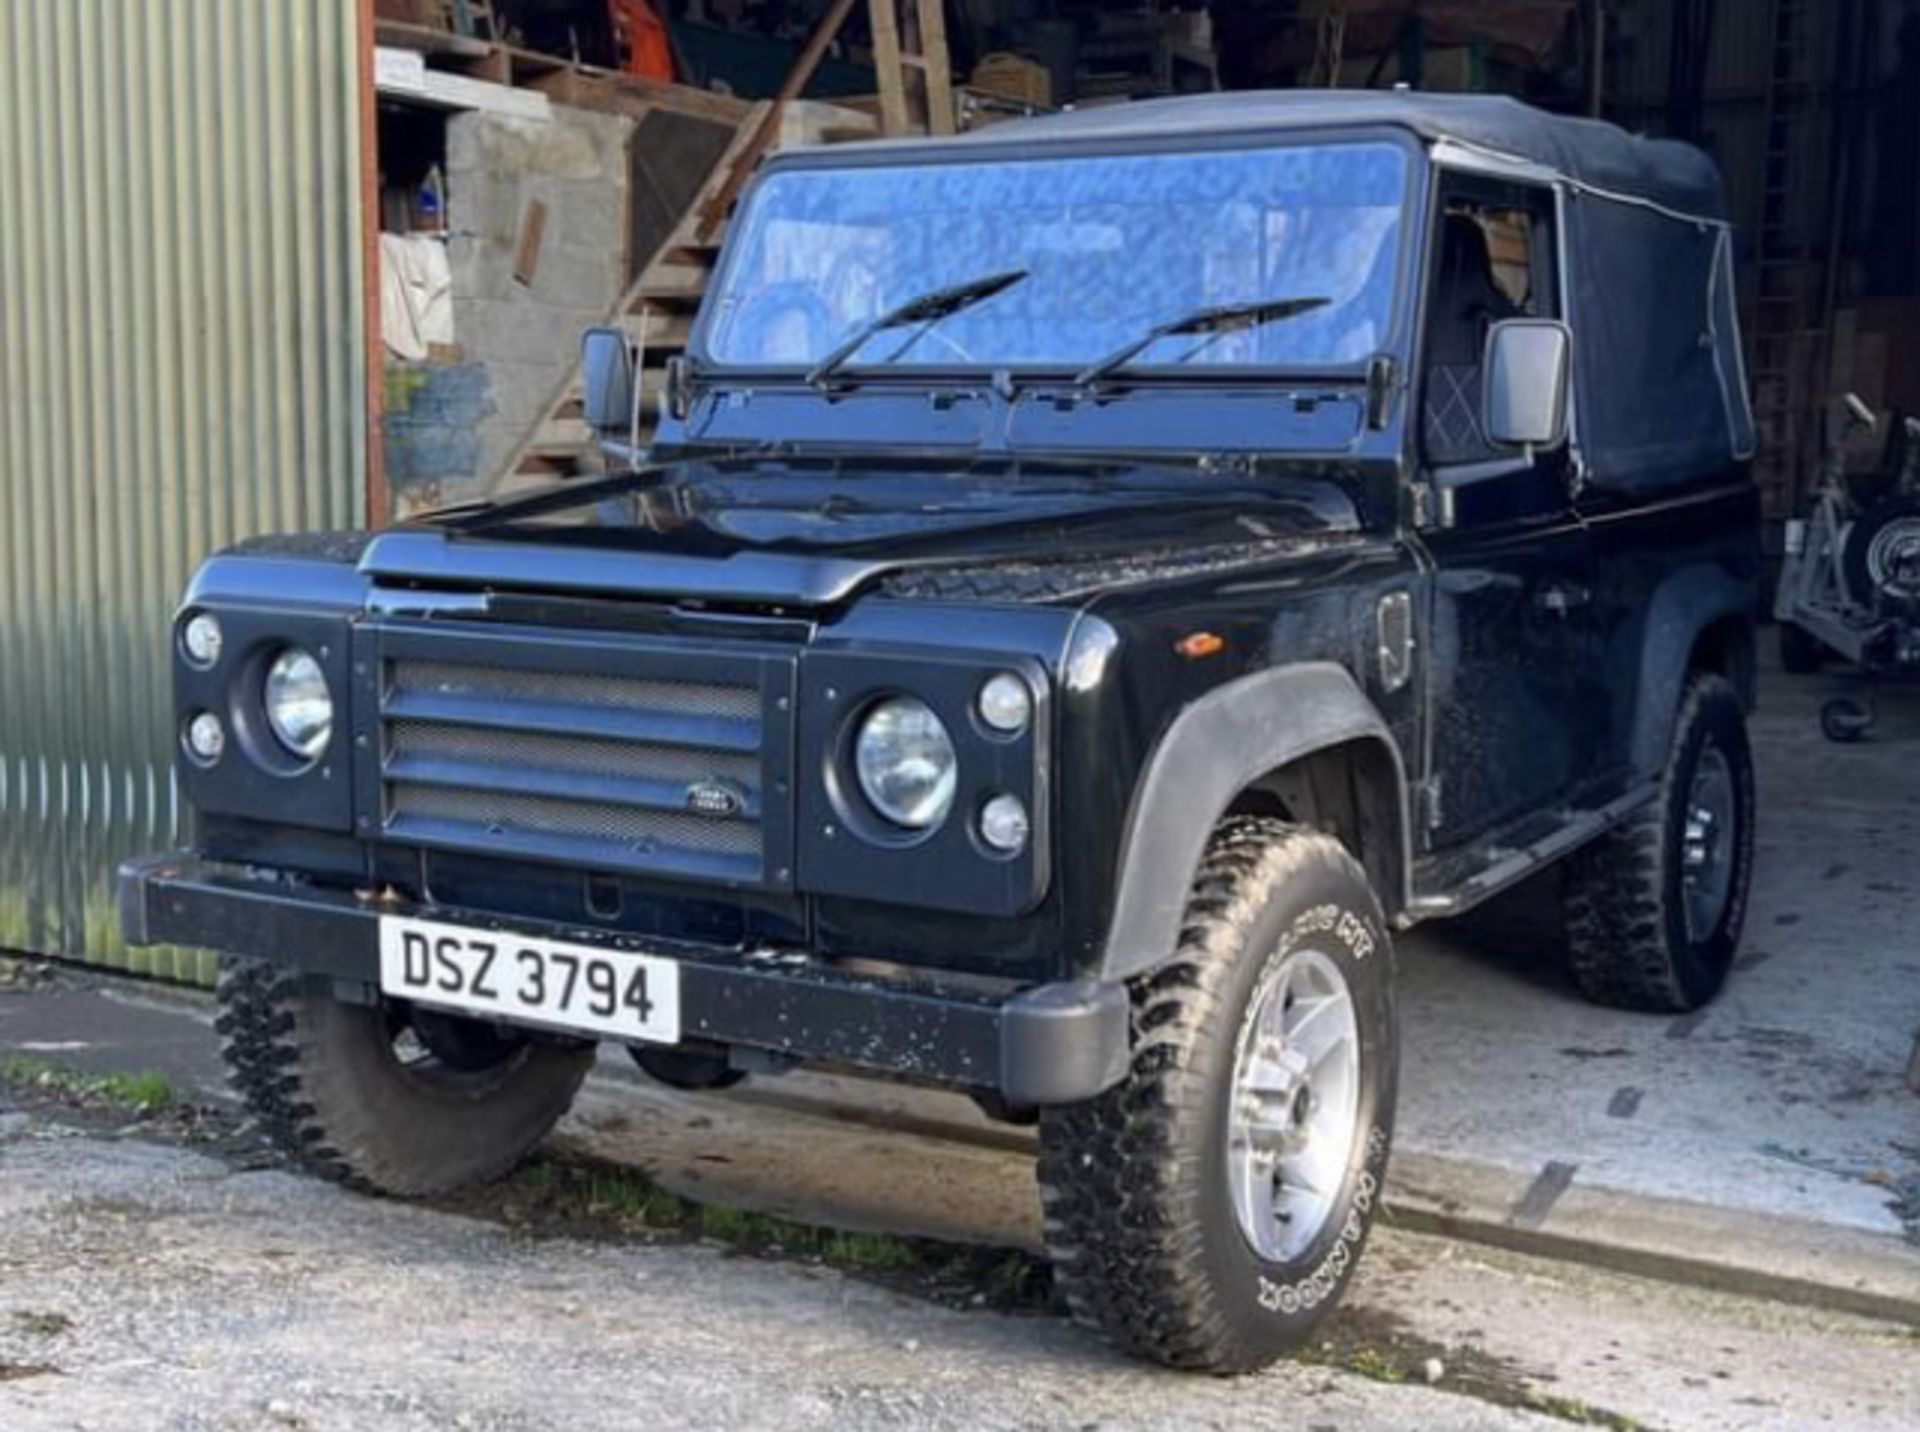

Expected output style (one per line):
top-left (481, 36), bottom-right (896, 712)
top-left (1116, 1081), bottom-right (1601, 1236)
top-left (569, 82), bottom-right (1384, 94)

top-left (999, 979), bottom-right (1131, 1107)
top-left (116, 855), bottom-right (169, 948)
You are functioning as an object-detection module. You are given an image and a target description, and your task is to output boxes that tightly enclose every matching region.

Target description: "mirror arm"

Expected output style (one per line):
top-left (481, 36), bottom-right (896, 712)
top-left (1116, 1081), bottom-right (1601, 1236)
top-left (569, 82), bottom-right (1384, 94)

top-left (627, 336), bottom-right (644, 465)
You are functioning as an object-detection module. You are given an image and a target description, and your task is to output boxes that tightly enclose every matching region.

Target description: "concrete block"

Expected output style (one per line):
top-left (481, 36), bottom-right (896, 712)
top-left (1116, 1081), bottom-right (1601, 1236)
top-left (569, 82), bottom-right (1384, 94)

top-left (526, 244), bottom-right (624, 310)
top-left (447, 109), bottom-right (630, 184)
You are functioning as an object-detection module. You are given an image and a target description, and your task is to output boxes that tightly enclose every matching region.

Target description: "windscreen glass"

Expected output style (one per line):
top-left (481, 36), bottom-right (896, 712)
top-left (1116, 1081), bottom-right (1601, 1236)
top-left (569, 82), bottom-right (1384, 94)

top-left (704, 141), bottom-right (1410, 373)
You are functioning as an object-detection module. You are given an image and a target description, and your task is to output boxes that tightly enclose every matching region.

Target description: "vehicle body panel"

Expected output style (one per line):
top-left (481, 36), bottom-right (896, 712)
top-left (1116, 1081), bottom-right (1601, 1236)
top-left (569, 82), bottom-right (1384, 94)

top-left (124, 92), bottom-right (1759, 1103)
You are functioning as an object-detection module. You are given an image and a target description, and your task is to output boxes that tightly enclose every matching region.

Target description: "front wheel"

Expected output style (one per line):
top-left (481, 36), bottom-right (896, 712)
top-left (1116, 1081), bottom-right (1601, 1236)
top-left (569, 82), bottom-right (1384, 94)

top-left (1037, 819), bottom-right (1397, 1372)
top-left (217, 958), bottom-right (594, 1196)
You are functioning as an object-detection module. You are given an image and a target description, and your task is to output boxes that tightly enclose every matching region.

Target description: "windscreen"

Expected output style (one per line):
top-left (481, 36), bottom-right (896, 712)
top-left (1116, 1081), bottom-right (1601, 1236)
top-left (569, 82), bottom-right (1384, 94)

top-left (704, 141), bottom-right (1411, 374)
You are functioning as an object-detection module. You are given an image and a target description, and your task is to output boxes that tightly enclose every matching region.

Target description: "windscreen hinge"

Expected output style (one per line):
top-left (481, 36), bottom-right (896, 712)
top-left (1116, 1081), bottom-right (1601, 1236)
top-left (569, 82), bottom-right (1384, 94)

top-left (1365, 353), bottom-right (1397, 430)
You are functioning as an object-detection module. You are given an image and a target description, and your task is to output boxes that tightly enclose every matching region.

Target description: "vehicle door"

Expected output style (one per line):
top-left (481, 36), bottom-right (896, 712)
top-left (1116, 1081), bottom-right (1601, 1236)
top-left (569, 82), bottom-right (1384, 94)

top-left (1412, 175), bottom-right (1608, 849)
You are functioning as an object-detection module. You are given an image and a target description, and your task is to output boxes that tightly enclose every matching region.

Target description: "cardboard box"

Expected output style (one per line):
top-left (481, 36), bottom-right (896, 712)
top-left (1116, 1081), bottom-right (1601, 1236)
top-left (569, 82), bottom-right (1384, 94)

top-left (970, 52), bottom-right (1053, 109)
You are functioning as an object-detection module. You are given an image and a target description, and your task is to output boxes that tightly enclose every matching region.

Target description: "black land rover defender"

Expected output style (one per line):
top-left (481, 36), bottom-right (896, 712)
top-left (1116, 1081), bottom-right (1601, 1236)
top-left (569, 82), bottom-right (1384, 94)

top-left (121, 94), bottom-right (1760, 1372)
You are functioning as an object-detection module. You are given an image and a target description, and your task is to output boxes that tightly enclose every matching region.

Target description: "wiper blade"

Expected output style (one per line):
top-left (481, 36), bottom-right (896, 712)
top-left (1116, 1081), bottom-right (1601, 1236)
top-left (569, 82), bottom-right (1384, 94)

top-left (1073, 295), bottom-right (1331, 391)
top-left (805, 268), bottom-right (1029, 392)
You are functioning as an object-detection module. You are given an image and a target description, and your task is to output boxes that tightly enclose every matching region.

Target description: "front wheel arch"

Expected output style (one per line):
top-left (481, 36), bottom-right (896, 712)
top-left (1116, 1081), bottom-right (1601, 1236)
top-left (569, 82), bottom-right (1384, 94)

top-left (1098, 663), bottom-right (1412, 984)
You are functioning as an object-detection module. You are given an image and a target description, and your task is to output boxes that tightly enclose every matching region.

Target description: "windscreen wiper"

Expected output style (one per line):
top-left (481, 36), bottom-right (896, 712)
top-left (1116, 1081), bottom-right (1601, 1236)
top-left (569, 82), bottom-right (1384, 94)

top-left (805, 268), bottom-right (1029, 392)
top-left (1073, 295), bottom-right (1331, 392)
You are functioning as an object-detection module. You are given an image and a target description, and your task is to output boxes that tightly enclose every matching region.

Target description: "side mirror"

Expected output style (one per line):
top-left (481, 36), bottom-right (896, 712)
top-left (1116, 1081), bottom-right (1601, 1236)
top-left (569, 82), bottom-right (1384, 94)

top-left (1483, 319), bottom-right (1571, 451)
top-left (581, 327), bottom-right (635, 433)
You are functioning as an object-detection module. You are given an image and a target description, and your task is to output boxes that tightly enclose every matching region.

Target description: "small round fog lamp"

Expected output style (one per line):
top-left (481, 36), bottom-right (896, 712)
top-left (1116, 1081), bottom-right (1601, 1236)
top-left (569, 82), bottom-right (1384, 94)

top-left (185, 711), bottom-right (226, 764)
top-left (979, 793), bottom-right (1030, 854)
top-left (182, 613), bottom-right (224, 668)
top-left (977, 673), bottom-right (1033, 734)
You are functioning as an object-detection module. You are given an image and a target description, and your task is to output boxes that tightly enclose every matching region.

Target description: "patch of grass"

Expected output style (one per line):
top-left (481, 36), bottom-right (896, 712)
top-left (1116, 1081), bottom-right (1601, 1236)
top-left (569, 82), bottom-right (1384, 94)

top-left (1344, 1346), bottom-right (1409, 1383)
top-left (1523, 1391), bottom-right (1646, 1430)
top-left (481, 1153), bottom-right (1048, 1306)
top-left (1305, 1307), bottom-right (1651, 1431)
top-left (10, 1310), bottom-right (73, 1338)
top-left (0, 1055), bottom-right (175, 1114)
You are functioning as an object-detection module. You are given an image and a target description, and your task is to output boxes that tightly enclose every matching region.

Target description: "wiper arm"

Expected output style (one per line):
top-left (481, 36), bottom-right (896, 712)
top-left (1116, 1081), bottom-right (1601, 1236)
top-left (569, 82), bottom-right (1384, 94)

top-left (805, 268), bottom-right (1029, 392)
top-left (1073, 295), bottom-right (1331, 391)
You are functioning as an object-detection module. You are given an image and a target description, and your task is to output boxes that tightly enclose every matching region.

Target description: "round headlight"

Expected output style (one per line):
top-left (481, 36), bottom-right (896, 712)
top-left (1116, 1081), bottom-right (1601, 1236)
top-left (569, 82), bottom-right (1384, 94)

top-left (264, 648), bottom-right (333, 761)
top-left (854, 697), bottom-right (957, 830)
top-left (181, 613), bottom-right (224, 668)
top-left (977, 672), bottom-right (1033, 734)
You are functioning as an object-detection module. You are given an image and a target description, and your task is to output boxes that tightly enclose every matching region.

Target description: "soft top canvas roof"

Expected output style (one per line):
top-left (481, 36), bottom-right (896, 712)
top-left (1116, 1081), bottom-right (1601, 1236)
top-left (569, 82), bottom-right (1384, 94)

top-left (834, 91), bottom-right (1727, 222)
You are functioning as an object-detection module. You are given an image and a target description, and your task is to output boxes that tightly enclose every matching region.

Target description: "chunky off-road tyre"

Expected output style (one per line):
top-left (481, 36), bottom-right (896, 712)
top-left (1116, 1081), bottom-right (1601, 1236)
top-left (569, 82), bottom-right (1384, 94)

top-left (1037, 819), bottom-right (1397, 1373)
top-left (1562, 674), bottom-right (1755, 1012)
top-left (217, 958), bottom-right (594, 1196)
top-left (629, 1042), bottom-right (747, 1091)
top-left (1777, 621), bottom-right (1827, 675)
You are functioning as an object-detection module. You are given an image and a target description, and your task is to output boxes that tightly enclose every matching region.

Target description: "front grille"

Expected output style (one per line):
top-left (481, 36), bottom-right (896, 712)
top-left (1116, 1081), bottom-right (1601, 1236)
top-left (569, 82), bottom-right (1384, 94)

top-left (390, 786), bottom-right (763, 860)
top-left (375, 643), bottom-right (783, 886)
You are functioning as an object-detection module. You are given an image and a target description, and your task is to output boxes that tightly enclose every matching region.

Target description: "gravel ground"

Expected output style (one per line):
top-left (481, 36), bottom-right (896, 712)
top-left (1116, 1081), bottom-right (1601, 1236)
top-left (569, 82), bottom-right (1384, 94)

top-left (3, 1091), bottom-right (1917, 1432)
top-left (0, 1117), bottom-right (1560, 1432)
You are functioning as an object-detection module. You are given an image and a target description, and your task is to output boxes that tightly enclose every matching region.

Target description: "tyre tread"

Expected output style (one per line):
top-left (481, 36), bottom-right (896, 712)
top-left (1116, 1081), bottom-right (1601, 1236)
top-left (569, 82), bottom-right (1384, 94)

top-left (1563, 674), bottom-right (1750, 1012)
top-left (1036, 818), bottom-right (1373, 1371)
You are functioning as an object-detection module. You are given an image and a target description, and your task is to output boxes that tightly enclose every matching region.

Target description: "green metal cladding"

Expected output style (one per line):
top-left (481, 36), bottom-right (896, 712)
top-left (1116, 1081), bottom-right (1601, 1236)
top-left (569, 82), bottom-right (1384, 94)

top-left (0, 0), bottom-right (366, 981)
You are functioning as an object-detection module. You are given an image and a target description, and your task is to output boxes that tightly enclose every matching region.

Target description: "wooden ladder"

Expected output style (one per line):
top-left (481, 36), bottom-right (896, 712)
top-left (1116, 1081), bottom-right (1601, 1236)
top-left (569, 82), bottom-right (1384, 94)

top-left (492, 102), bottom-right (774, 494)
top-left (869, 0), bottom-right (954, 136)
top-left (1746, 0), bottom-right (1821, 520)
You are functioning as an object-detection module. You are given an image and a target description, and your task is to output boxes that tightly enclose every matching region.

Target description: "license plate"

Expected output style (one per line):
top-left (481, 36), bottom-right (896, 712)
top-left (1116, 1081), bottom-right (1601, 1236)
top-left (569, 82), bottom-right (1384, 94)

top-left (379, 916), bottom-right (681, 1045)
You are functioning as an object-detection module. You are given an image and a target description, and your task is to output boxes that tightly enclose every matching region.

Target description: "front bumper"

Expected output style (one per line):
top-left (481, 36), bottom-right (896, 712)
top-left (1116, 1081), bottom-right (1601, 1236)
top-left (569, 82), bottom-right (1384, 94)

top-left (118, 854), bottom-right (1131, 1107)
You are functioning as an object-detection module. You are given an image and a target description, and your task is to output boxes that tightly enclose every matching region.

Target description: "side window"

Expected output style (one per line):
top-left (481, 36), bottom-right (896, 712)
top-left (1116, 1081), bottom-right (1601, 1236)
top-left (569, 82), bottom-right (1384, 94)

top-left (1421, 182), bottom-right (1559, 467)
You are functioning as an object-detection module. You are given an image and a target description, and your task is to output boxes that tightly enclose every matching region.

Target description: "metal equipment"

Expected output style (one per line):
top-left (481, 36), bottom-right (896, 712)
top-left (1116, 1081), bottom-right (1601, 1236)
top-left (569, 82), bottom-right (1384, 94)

top-left (1774, 394), bottom-right (1920, 740)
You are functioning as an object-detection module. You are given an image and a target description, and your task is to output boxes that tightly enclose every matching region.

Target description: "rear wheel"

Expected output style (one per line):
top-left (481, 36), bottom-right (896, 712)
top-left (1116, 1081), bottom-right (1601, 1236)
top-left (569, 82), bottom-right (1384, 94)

top-left (1563, 675), bottom-right (1755, 1012)
top-left (217, 958), bottom-right (593, 1196)
top-left (1037, 819), bottom-right (1396, 1372)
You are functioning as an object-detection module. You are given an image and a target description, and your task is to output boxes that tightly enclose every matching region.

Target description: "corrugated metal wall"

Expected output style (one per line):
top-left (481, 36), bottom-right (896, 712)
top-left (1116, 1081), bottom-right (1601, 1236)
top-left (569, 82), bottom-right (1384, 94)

top-left (0, 0), bottom-right (366, 981)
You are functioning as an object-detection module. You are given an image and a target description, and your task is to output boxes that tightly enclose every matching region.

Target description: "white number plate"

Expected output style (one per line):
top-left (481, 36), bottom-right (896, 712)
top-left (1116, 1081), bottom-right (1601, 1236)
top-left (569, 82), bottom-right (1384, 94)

top-left (379, 916), bottom-right (681, 1044)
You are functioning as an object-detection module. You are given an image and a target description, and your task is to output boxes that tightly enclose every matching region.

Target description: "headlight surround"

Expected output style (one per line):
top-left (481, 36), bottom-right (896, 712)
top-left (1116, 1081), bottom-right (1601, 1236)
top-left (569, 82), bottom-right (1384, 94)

top-left (263, 647), bottom-right (334, 761)
top-left (854, 696), bottom-right (958, 830)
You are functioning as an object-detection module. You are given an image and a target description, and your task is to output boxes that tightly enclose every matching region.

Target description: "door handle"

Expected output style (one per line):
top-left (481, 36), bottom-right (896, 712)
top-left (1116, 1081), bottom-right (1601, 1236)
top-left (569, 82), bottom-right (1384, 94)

top-left (1536, 582), bottom-right (1591, 615)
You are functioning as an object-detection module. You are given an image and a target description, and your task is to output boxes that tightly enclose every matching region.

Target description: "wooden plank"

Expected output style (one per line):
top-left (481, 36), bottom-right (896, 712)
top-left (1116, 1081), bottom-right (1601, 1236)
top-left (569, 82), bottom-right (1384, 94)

top-left (374, 46), bottom-right (552, 119)
top-left (868, 0), bottom-right (911, 136)
top-left (513, 199), bottom-right (548, 287)
top-left (373, 18), bottom-right (491, 60)
top-left (644, 263), bottom-right (708, 301)
top-left (617, 310), bottom-right (692, 348)
top-left (914, 0), bottom-right (955, 135)
top-left (696, 0), bottom-right (861, 238)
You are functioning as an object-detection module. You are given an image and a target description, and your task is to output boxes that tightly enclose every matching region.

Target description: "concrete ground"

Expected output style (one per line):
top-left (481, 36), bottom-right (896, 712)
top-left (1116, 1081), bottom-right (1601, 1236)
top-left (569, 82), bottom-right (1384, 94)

top-left (1400, 655), bottom-right (1920, 1242)
top-left (4, 1087), bottom-right (1919, 1431)
top-left (3, 659), bottom-right (1919, 1428)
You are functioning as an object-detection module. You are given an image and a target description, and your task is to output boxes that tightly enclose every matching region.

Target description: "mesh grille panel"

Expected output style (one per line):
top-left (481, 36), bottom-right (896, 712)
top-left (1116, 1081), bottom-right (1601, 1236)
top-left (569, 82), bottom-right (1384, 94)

top-left (391, 784), bottom-right (762, 860)
top-left (388, 721), bottom-right (760, 790)
top-left (375, 642), bottom-right (780, 881)
top-left (391, 660), bottom-right (761, 724)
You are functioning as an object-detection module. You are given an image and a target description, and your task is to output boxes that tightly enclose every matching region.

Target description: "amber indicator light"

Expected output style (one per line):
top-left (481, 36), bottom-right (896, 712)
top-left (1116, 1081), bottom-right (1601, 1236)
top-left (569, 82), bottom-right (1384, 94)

top-left (1175, 631), bottom-right (1225, 660)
